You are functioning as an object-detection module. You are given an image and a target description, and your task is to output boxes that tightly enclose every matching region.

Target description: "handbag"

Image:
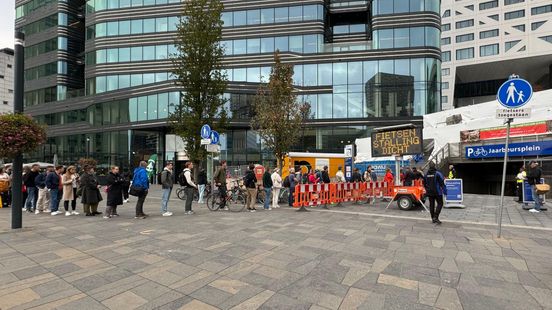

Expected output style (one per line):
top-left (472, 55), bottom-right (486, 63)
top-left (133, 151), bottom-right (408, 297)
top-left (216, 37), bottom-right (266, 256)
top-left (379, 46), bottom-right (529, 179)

top-left (129, 185), bottom-right (145, 197)
top-left (536, 183), bottom-right (550, 194)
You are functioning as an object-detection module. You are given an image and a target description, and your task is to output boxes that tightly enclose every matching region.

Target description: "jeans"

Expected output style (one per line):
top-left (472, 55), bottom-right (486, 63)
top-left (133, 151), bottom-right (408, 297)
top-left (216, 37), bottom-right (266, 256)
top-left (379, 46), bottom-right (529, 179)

top-left (531, 185), bottom-right (543, 210)
top-left (135, 191), bottom-right (148, 216)
top-left (161, 187), bottom-right (172, 213)
top-left (272, 188), bottom-right (280, 208)
top-left (198, 184), bottom-right (206, 203)
top-left (25, 186), bottom-right (38, 211)
top-left (428, 195), bottom-right (444, 220)
top-left (288, 188), bottom-right (295, 207)
top-left (264, 187), bottom-right (272, 209)
top-left (185, 187), bottom-right (194, 212)
top-left (50, 189), bottom-right (60, 212)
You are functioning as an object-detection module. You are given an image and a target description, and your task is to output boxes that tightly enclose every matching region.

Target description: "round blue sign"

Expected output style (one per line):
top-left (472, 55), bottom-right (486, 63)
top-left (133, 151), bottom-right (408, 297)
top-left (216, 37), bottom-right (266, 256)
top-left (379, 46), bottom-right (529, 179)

top-left (200, 124), bottom-right (211, 139)
top-left (497, 78), bottom-right (533, 108)
top-left (210, 131), bottom-right (220, 144)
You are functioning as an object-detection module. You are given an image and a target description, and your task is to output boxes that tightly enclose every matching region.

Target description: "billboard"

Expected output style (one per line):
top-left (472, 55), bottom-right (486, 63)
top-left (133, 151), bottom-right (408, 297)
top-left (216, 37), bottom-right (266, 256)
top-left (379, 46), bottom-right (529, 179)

top-left (465, 141), bottom-right (552, 159)
top-left (371, 127), bottom-right (423, 157)
top-left (460, 121), bottom-right (552, 143)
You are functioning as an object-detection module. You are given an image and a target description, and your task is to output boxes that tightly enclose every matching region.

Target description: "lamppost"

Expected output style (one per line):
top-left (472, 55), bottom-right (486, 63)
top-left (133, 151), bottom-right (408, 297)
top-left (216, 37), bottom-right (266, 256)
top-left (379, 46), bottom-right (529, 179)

top-left (11, 31), bottom-right (25, 229)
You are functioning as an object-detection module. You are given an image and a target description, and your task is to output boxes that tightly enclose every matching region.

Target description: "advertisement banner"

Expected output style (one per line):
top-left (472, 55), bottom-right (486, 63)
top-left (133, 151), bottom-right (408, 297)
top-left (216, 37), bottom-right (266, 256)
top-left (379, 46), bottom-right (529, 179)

top-left (444, 179), bottom-right (465, 208)
top-left (460, 121), bottom-right (551, 143)
top-left (465, 141), bottom-right (552, 159)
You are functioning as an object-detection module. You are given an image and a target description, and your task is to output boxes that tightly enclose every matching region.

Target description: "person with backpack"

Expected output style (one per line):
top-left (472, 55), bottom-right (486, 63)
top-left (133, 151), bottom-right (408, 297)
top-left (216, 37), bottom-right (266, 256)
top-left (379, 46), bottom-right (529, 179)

top-left (424, 162), bottom-right (447, 225)
top-left (131, 161), bottom-right (150, 219)
top-left (271, 168), bottom-right (282, 209)
top-left (105, 166), bottom-right (124, 218)
top-left (24, 164), bottom-right (40, 213)
top-left (244, 164), bottom-right (258, 212)
top-left (35, 166), bottom-right (52, 213)
top-left (158, 162), bottom-right (174, 217)
top-left (262, 167), bottom-right (273, 210)
top-left (0, 167), bottom-right (11, 208)
top-left (180, 161), bottom-right (197, 215)
top-left (213, 160), bottom-right (228, 210)
top-left (321, 166), bottom-right (331, 184)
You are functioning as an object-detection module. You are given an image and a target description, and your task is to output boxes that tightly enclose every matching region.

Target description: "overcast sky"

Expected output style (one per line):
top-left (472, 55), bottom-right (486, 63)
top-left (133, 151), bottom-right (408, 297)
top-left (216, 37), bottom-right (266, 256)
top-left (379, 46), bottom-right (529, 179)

top-left (0, 1), bottom-right (15, 49)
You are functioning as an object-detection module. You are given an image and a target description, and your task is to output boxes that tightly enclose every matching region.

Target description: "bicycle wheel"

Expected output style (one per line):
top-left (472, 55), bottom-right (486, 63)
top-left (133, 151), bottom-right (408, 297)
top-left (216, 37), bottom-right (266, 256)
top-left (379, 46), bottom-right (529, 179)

top-left (206, 193), bottom-right (220, 211)
top-left (257, 189), bottom-right (265, 204)
top-left (176, 188), bottom-right (186, 200)
top-left (279, 189), bottom-right (289, 204)
top-left (228, 194), bottom-right (246, 212)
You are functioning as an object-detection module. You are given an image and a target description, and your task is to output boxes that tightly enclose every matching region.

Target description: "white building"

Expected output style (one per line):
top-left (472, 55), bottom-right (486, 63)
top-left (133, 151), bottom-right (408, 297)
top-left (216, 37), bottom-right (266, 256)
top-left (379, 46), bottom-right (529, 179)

top-left (0, 48), bottom-right (14, 114)
top-left (441, 0), bottom-right (552, 109)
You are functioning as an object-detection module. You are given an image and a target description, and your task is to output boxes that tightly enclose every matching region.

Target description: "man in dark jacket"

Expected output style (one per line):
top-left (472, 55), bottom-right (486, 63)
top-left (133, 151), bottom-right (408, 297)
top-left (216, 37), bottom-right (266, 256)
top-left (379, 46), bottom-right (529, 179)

top-left (526, 161), bottom-right (543, 213)
top-left (352, 168), bottom-right (362, 182)
top-left (424, 162), bottom-right (447, 224)
top-left (321, 166), bottom-right (331, 184)
top-left (213, 160), bottom-right (228, 210)
top-left (24, 164), bottom-right (40, 212)
top-left (46, 165), bottom-right (64, 216)
top-left (244, 164), bottom-right (258, 212)
top-left (35, 166), bottom-right (52, 213)
top-left (160, 162), bottom-right (174, 216)
top-left (403, 167), bottom-right (415, 186)
top-left (262, 168), bottom-right (273, 210)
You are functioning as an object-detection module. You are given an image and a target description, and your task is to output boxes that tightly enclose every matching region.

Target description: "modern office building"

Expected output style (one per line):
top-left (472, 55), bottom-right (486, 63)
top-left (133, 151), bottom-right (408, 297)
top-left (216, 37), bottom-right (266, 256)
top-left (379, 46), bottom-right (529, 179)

top-left (440, 0), bottom-right (552, 109)
top-left (0, 48), bottom-right (15, 114)
top-left (16, 0), bottom-right (441, 170)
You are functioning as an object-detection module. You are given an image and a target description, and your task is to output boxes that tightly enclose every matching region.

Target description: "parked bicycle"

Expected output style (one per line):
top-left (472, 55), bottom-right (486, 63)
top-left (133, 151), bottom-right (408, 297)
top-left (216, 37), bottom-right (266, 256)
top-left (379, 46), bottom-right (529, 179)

top-left (206, 180), bottom-right (246, 212)
top-left (176, 183), bottom-right (211, 202)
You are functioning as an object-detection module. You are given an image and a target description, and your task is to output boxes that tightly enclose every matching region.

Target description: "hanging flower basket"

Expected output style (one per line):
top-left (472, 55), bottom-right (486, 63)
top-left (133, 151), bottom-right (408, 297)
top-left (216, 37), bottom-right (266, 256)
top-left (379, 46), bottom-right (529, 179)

top-left (0, 113), bottom-right (47, 158)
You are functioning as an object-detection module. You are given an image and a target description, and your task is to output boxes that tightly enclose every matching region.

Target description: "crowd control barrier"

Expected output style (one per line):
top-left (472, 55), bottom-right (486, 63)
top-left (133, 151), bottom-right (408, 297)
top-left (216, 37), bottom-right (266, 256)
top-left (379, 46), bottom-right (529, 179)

top-left (292, 181), bottom-right (394, 209)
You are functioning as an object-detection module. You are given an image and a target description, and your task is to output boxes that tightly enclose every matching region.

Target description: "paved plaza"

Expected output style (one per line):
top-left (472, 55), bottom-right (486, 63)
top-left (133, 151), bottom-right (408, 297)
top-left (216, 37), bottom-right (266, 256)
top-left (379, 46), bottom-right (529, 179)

top-left (0, 186), bottom-right (552, 309)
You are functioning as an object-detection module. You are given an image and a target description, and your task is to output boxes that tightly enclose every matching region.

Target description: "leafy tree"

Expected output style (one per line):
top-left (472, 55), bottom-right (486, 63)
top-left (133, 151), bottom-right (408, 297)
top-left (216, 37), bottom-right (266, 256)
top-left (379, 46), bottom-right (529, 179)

top-left (251, 51), bottom-right (311, 170)
top-left (169, 0), bottom-right (228, 167)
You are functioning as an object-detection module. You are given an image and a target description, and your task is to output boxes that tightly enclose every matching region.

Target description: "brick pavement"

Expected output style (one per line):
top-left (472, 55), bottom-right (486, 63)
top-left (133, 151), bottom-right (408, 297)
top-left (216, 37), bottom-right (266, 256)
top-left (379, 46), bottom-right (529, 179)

top-left (0, 186), bottom-right (551, 309)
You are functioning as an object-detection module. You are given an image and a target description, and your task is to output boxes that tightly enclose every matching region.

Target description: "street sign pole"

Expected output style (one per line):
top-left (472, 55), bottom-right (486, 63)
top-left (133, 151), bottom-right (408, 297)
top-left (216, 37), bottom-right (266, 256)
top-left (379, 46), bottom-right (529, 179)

top-left (497, 118), bottom-right (512, 238)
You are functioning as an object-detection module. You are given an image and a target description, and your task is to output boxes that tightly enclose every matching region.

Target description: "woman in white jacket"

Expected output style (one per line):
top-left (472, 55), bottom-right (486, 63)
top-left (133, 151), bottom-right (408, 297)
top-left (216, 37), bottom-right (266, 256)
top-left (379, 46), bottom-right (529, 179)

top-left (271, 168), bottom-right (282, 208)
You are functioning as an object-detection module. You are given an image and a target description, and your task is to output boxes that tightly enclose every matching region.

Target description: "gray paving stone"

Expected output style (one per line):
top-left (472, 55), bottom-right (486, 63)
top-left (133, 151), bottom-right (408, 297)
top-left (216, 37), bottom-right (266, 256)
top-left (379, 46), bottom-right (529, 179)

top-left (12, 265), bottom-right (49, 280)
top-left (259, 293), bottom-right (312, 310)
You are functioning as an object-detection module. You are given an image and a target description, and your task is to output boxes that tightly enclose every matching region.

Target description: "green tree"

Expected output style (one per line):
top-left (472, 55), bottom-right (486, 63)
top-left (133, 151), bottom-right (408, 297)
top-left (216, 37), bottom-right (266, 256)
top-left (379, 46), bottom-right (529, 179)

top-left (169, 0), bottom-right (228, 167)
top-left (251, 51), bottom-right (311, 170)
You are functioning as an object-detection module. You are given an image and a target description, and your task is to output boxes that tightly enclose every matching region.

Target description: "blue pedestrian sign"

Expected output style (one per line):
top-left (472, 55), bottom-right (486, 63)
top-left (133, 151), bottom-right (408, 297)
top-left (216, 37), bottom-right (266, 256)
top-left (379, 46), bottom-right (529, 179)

top-left (210, 131), bottom-right (219, 144)
top-left (497, 78), bottom-right (533, 109)
top-left (200, 124), bottom-right (211, 139)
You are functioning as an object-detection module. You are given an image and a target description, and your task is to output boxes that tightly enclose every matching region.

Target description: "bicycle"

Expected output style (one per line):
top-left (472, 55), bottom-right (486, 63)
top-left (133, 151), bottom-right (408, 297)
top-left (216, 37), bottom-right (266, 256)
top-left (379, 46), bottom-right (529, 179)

top-left (176, 183), bottom-right (211, 202)
top-left (206, 180), bottom-right (246, 212)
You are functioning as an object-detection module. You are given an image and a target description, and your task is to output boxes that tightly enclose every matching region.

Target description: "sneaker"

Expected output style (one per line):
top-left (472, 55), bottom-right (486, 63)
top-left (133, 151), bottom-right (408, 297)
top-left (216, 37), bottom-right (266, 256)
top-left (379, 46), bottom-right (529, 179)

top-left (529, 209), bottom-right (540, 213)
top-left (65, 211), bottom-right (71, 216)
top-left (265, 207), bottom-right (272, 210)
top-left (123, 199), bottom-right (129, 203)
top-left (435, 219), bottom-right (442, 225)
top-left (185, 211), bottom-right (195, 215)
top-left (85, 213), bottom-right (93, 216)
top-left (92, 211), bottom-right (102, 215)
top-left (71, 211), bottom-right (79, 215)
top-left (44, 209), bottom-right (51, 213)
top-left (51, 211), bottom-right (60, 216)
top-left (162, 212), bottom-right (173, 217)
top-left (34, 210), bottom-right (40, 215)
top-left (103, 215), bottom-right (111, 219)
top-left (222, 206), bottom-right (229, 211)
top-left (134, 215), bottom-right (146, 219)
top-left (249, 209), bottom-right (256, 213)
top-left (112, 213), bottom-right (119, 217)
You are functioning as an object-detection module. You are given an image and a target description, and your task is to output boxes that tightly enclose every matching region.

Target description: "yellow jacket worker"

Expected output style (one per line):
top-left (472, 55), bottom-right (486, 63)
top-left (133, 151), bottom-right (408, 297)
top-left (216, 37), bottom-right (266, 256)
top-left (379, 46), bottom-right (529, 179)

top-left (516, 167), bottom-right (526, 202)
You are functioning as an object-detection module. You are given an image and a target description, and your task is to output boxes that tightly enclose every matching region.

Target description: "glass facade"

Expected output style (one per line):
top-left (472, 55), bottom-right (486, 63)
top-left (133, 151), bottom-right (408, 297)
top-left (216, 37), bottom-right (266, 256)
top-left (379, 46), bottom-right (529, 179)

top-left (372, 0), bottom-right (440, 15)
top-left (373, 27), bottom-right (440, 49)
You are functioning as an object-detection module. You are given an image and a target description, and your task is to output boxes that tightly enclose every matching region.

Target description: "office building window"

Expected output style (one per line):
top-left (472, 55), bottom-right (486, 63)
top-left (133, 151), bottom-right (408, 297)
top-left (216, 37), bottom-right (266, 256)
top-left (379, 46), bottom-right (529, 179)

top-left (442, 82), bottom-right (449, 89)
top-left (532, 21), bottom-right (546, 30)
top-left (488, 14), bottom-right (499, 20)
top-left (442, 68), bottom-right (450, 76)
top-left (442, 24), bottom-right (450, 31)
top-left (442, 96), bottom-right (448, 104)
top-left (512, 24), bottom-right (525, 32)
top-left (480, 29), bottom-right (499, 39)
top-left (504, 10), bottom-right (525, 20)
top-left (456, 19), bottom-right (474, 29)
top-left (465, 5), bottom-right (474, 11)
top-left (505, 40), bottom-right (521, 51)
top-left (456, 47), bottom-right (474, 60)
top-left (479, 0), bottom-right (498, 10)
top-left (442, 51), bottom-right (451, 62)
top-left (504, 0), bottom-right (524, 5)
top-left (443, 10), bottom-right (450, 18)
top-left (441, 37), bottom-right (450, 45)
top-left (456, 33), bottom-right (474, 43)
top-left (531, 5), bottom-right (552, 15)
top-left (540, 36), bottom-right (552, 43)
top-left (480, 44), bottom-right (499, 56)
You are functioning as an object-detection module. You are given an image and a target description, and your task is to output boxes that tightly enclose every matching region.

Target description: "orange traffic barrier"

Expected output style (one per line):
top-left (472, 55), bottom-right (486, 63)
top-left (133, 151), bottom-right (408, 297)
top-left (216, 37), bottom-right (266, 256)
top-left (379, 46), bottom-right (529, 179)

top-left (292, 181), bottom-right (392, 208)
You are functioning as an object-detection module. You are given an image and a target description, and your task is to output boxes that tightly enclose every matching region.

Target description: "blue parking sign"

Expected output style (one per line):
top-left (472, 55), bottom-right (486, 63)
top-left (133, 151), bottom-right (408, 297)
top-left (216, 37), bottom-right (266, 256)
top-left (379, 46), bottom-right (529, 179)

top-left (497, 78), bottom-right (533, 109)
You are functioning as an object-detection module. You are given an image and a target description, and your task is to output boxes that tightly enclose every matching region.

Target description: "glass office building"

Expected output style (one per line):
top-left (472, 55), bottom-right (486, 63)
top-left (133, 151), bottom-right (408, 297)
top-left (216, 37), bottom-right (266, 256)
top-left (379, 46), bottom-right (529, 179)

top-left (16, 0), bottom-right (441, 168)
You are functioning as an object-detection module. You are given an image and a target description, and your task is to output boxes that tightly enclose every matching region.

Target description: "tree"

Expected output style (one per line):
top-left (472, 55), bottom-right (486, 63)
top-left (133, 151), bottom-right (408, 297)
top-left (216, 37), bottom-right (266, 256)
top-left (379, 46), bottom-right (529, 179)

top-left (169, 0), bottom-right (228, 168)
top-left (0, 113), bottom-right (46, 159)
top-left (251, 51), bottom-right (311, 170)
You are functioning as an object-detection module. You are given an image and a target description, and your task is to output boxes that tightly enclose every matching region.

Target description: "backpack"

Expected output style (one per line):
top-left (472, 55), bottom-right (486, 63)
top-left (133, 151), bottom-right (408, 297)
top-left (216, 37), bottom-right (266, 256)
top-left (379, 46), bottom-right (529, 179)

top-left (178, 170), bottom-right (189, 187)
top-left (283, 176), bottom-right (290, 188)
top-left (157, 172), bottom-right (163, 185)
top-left (0, 180), bottom-right (9, 192)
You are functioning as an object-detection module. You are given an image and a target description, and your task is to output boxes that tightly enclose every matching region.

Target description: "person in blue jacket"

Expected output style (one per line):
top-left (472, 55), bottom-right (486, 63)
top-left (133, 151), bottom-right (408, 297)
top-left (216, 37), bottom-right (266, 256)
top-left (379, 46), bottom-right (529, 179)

top-left (424, 162), bottom-right (447, 225)
top-left (132, 161), bottom-right (150, 219)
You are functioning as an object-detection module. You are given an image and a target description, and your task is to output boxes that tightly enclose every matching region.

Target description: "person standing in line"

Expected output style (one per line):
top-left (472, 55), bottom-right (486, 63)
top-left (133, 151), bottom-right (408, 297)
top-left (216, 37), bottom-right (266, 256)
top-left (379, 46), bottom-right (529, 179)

top-left (105, 166), bottom-right (124, 218)
top-left (46, 165), bottom-right (64, 216)
top-left (62, 166), bottom-right (80, 216)
top-left (271, 168), bottom-right (282, 209)
top-left (448, 164), bottom-right (457, 179)
top-left (35, 166), bottom-right (52, 213)
top-left (516, 166), bottom-right (526, 203)
top-left (132, 161), bottom-right (150, 219)
top-left (288, 168), bottom-right (297, 207)
top-left (160, 162), bottom-right (174, 217)
top-left (181, 161), bottom-right (197, 215)
top-left (0, 167), bottom-right (11, 208)
top-left (262, 167), bottom-right (273, 210)
top-left (351, 168), bottom-right (362, 182)
top-left (308, 169), bottom-right (320, 184)
top-left (22, 166), bottom-right (30, 211)
top-left (412, 167), bottom-right (423, 180)
top-left (424, 162), bottom-right (447, 224)
top-left (321, 166), bottom-right (331, 184)
top-left (197, 168), bottom-right (207, 204)
top-left (80, 165), bottom-right (103, 217)
top-left (244, 164), bottom-right (258, 212)
top-left (213, 160), bottom-right (228, 210)
top-left (122, 169), bottom-right (131, 203)
top-left (526, 161), bottom-right (544, 213)
top-left (403, 167), bottom-right (415, 186)
top-left (383, 168), bottom-right (394, 184)
top-left (24, 164), bottom-right (40, 213)
top-left (335, 166), bottom-right (346, 183)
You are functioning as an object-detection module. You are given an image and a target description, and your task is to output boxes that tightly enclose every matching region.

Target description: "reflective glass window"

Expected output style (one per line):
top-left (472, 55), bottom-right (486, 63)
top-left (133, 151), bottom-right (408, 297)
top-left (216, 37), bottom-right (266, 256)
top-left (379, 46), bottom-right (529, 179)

top-left (96, 23), bottom-right (107, 37)
top-left (363, 61), bottom-right (378, 83)
top-left (260, 37), bottom-right (274, 53)
top-left (156, 17), bottom-right (168, 32)
top-left (247, 9), bottom-right (260, 25)
top-left (379, 60), bottom-right (393, 74)
top-left (275, 7), bottom-right (288, 23)
top-left (289, 6), bottom-right (302, 21)
top-left (394, 59), bottom-right (409, 76)
top-left (119, 75), bottom-right (130, 88)
top-left (394, 28), bottom-right (410, 48)
top-left (318, 94), bottom-right (332, 118)
top-left (107, 75), bottom-right (118, 91)
top-left (221, 40), bottom-right (232, 55)
top-left (410, 27), bottom-right (424, 46)
top-left (260, 66), bottom-right (271, 83)
top-left (303, 5), bottom-right (318, 20)
top-left (58, 36), bottom-right (68, 50)
top-left (293, 65), bottom-right (303, 86)
top-left (275, 36), bottom-right (288, 52)
top-left (143, 73), bottom-right (155, 84)
top-left (96, 76), bottom-right (106, 93)
top-left (303, 64), bottom-right (317, 86)
top-left (348, 61), bottom-right (362, 84)
top-left (378, 0), bottom-right (393, 14)
top-left (96, 49), bottom-right (107, 64)
top-left (247, 67), bottom-right (260, 83)
top-left (333, 93), bottom-right (347, 118)
top-left (120, 0), bottom-right (131, 8)
top-left (158, 93), bottom-right (169, 119)
top-left (318, 63), bottom-right (332, 85)
top-left (233, 11), bottom-right (246, 26)
top-left (289, 35), bottom-right (302, 53)
top-left (132, 0), bottom-right (143, 6)
top-left (147, 95), bottom-right (157, 120)
top-left (348, 93), bottom-right (363, 118)
top-left (425, 0), bottom-right (439, 13)
top-left (143, 46), bottom-right (155, 60)
top-left (131, 74), bottom-right (142, 87)
top-left (233, 39), bottom-right (246, 55)
top-left (119, 47), bottom-right (130, 62)
top-left (137, 96), bottom-right (147, 121)
top-left (128, 98), bottom-right (138, 122)
top-left (333, 63), bottom-right (347, 85)
top-left (410, 0), bottom-right (424, 11)
top-left (233, 68), bottom-right (246, 81)
top-left (260, 8), bottom-right (274, 23)
top-left (377, 29), bottom-right (393, 48)
top-left (107, 49), bottom-right (118, 63)
top-left (394, 0), bottom-right (409, 13)
top-left (143, 18), bottom-right (155, 33)
top-left (131, 19), bottom-right (143, 34)
top-left (410, 58), bottom-right (426, 82)
top-left (119, 20), bottom-right (131, 35)
top-left (425, 27), bottom-right (440, 47)
top-left (156, 45), bottom-right (168, 59)
top-left (107, 21), bottom-right (118, 36)
top-left (222, 12), bottom-right (232, 27)
top-left (143, 0), bottom-right (155, 5)
top-left (155, 72), bottom-right (168, 82)
top-left (131, 46), bottom-right (142, 61)
top-left (108, 0), bottom-right (119, 9)
top-left (247, 38), bottom-right (260, 54)
top-left (168, 16), bottom-right (179, 31)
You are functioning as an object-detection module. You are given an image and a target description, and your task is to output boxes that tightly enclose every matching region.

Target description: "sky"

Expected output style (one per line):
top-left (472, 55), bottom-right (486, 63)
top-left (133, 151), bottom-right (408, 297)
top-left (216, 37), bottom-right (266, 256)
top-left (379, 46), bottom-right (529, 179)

top-left (0, 1), bottom-right (15, 49)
